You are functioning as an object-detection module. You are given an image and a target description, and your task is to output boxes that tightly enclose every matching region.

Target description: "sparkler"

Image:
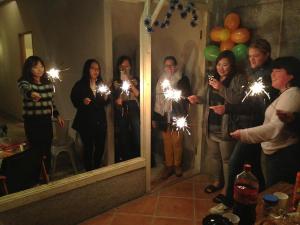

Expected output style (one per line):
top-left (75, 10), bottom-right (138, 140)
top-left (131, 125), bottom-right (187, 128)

top-left (172, 116), bottom-right (191, 135)
top-left (120, 80), bottom-right (131, 96)
top-left (164, 88), bottom-right (182, 102)
top-left (46, 67), bottom-right (70, 82)
top-left (161, 79), bottom-right (183, 102)
top-left (97, 84), bottom-right (111, 96)
top-left (161, 79), bottom-right (171, 90)
top-left (242, 77), bottom-right (270, 102)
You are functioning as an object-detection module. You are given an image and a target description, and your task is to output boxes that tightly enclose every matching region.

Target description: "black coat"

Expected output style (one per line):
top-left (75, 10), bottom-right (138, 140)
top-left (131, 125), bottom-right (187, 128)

top-left (71, 80), bottom-right (109, 132)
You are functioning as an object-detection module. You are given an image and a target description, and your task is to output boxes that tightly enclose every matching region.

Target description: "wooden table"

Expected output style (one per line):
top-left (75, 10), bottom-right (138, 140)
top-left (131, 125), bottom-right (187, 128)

top-left (255, 182), bottom-right (294, 224)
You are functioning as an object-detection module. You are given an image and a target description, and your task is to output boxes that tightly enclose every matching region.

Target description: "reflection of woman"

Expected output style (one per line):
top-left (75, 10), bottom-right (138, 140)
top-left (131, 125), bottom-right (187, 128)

top-left (113, 56), bottom-right (140, 162)
top-left (18, 56), bottom-right (64, 179)
top-left (188, 51), bottom-right (245, 196)
top-left (231, 56), bottom-right (300, 187)
top-left (71, 59), bottom-right (109, 171)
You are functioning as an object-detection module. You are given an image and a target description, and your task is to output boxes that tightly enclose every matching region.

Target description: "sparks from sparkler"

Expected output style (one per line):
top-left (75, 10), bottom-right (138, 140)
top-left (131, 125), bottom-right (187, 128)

top-left (46, 67), bottom-right (70, 82)
top-left (172, 116), bottom-right (191, 135)
top-left (97, 84), bottom-right (111, 96)
top-left (120, 80), bottom-right (131, 96)
top-left (242, 77), bottom-right (270, 102)
top-left (161, 79), bottom-right (183, 102)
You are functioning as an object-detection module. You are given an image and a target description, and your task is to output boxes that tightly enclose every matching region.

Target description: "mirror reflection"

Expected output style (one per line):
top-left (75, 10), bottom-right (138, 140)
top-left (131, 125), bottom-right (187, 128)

top-left (0, 0), bottom-right (142, 196)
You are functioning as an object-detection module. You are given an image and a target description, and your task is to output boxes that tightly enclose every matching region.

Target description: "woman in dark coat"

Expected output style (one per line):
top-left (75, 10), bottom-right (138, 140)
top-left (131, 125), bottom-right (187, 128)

top-left (71, 59), bottom-right (109, 171)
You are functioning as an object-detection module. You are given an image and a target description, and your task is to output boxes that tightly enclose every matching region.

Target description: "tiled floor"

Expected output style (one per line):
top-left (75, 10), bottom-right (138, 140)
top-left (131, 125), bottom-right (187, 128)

top-left (79, 175), bottom-right (220, 225)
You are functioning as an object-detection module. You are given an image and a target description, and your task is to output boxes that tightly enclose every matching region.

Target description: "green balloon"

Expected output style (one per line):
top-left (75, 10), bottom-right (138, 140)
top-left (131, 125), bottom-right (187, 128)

top-left (204, 45), bottom-right (220, 62)
top-left (232, 44), bottom-right (248, 61)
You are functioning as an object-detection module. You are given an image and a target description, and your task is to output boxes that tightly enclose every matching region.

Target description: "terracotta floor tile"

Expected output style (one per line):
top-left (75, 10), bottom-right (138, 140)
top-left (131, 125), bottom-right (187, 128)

top-left (152, 217), bottom-right (194, 225)
top-left (194, 184), bottom-right (218, 199)
top-left (192, 175), bottom-right (210, 184)
top-left (116, 195), bottom-right (158, 215)
top-left (156, 197), bottom-right (194, 219)
top-left (79, 212), bottom-right (114, 225)
top-left (160, 181), bottom-right (193, 198)
top-left (195, 199), bottom-right (215, 220)
top-left (110, 214), bottom-right (152, 225)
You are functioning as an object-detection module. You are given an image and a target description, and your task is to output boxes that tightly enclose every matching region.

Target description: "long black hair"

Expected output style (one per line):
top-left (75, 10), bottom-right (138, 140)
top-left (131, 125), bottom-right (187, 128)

top-left (114, 55), bottom-right (132, 81)
top-left (80, 59), bottom-right (102, 85)
top-left (18, 55), bottom-right (50, 84)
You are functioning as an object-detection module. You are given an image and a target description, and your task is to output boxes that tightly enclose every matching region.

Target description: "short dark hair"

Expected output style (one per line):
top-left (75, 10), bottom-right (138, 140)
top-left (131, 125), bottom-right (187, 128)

top-left (249, 38), bottom-right (271, 56)
top-left (272, 56), bottom-right (300, 88)
top-left (163, 56), bottom-right (177, 66)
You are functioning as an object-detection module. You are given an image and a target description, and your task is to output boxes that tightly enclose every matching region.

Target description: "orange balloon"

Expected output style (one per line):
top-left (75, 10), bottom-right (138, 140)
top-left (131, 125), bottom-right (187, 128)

top-left (210, 26), bottom-right (223, 42)
top-left (220, 40), bottom-right (235, 51)
top-left (231, 28), bottom-right (250, 43)
top-left (219, 28), bottom-right (230, 42)
top-left (224, 13), bottom-right (240, 31)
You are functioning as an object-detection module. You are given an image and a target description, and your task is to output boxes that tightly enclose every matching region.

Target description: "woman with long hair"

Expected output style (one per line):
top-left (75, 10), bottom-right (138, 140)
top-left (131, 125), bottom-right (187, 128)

top-left (71, 59), bottom-right (109, 171)
top-left (113, 56), bottom-right (140, 162)
top-left (18, 55), bottom-right (64, 179)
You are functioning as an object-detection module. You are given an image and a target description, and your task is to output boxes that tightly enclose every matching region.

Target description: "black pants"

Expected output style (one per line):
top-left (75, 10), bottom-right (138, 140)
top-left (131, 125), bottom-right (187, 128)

top-left (79, 123), bottom-right (106, 171)
top-left (24, 116), bottom-right (53, 180)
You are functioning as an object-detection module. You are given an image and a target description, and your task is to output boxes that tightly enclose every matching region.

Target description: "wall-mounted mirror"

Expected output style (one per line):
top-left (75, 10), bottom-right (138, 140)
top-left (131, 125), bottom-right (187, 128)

top-left (0, 0), bottom-right (144, 198)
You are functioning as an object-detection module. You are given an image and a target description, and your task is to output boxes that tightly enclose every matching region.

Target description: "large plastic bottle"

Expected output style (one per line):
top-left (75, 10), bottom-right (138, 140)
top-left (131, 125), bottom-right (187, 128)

top-left (233, 164), bottom-right (259, 225)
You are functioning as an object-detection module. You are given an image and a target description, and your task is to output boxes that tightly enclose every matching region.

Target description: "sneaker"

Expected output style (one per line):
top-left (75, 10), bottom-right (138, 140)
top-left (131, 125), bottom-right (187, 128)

top-left (209, 203), bottom-right (229, 214)
top-left (161, 166), bottom-right (173, 179)
top-left (175, 166), bottom-right (183, 177)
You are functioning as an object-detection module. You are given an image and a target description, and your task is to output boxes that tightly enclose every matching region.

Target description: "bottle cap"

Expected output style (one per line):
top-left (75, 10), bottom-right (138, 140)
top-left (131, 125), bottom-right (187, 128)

top-left (243, 164), bottom-right (252, 171)
top-left (263, 194), bottom-right (278, 204)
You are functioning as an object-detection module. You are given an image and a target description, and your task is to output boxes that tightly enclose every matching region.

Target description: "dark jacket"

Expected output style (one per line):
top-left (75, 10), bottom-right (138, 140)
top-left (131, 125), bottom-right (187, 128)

top-left (153, 75), bottom-right (192, 131)
top-left (225, 60), bottom-right (279, 129)
top-left (71, 80), bottom-right (109, 132)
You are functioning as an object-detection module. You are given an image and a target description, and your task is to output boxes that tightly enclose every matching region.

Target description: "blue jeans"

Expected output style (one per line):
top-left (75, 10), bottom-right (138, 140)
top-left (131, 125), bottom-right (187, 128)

top-left (225, 141), bottom-right (265, 205)
top-left (262, 143), bottom-right (300, 188)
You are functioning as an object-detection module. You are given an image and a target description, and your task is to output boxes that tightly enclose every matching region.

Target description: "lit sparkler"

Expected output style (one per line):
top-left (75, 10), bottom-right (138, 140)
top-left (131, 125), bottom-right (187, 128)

top-left (120, 80), bottom-right (131, 96)
top-left (46, 68), bottom-right (68, 82)
top-left (97, 84), bottom-right (111, 96)
top-left (164, 88), bottom-right (182, 102)
top-left (242, 77), bottom-right (270, 102)
top-left (161, 79), bottom-right (171, 90)
top-left (172, 116), bottom-right (191, 135)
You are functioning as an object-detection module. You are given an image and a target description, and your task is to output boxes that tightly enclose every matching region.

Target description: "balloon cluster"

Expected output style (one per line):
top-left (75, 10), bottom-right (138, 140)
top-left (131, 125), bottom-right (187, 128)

top-left (204, 13), bottom-right (250, 62)
top-left (144, 0), bottom-right (198, 33)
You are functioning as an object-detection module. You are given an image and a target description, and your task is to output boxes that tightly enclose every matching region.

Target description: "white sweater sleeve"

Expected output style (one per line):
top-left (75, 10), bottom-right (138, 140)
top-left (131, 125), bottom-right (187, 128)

top-left (240, 88), bottom-right (300, 144)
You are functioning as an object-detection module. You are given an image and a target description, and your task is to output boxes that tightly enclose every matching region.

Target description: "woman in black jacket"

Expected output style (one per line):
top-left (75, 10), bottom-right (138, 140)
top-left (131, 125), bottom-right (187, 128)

top-left (71, 59), bottom-right (109, 171)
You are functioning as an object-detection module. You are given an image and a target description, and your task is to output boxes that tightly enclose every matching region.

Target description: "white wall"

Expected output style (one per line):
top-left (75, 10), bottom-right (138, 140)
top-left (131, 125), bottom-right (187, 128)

top-left (0, 0), bottom-right (106, 120)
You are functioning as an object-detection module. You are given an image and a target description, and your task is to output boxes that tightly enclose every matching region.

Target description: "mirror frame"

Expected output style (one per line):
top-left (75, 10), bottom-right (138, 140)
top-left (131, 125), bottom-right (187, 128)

top-left (0, 0), bottom-right (151, 212)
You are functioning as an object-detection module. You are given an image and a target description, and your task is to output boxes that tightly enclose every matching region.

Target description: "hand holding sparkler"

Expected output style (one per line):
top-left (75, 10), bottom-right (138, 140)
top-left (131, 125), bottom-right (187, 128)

top-left (242, 77), bottom-right (270, 102)
top-left (209, 78), bottom-right (223, 90)
top-left (83, 98), bottom-right (92, 105)
top-left (187, 95), bottom-right (200, 104)
top-left (31, 92), bottom-right (41, 102)
top-left (230, 129), bottom-right (241, 140)
top-left (172, 116), bottom-right (191, 135)
top-left (161, 79), bottom-right (183, 102)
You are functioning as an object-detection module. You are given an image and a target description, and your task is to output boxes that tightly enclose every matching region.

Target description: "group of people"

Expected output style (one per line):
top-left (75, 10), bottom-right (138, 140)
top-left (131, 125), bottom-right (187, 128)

top-left (17, 38), bottom-right (300, 198)
top-left (17, 55), bottom-right (140, 182)
top-left (153, 38), bottom-right (300, 211)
